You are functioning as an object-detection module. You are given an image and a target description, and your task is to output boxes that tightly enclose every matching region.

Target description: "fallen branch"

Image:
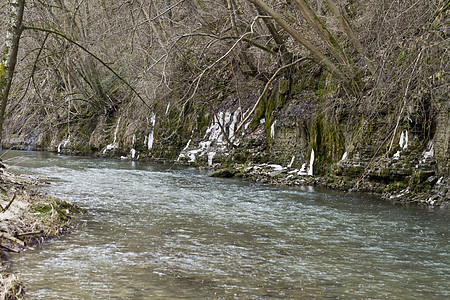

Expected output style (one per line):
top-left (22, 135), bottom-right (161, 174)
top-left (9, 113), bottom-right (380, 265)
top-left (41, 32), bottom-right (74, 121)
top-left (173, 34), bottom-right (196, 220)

top-left (16, 230), bottom-right (44, 237)
top-left (0, 243), bottom-right (19, 253)
top-left (0, 192), bottom-right (16, 213)
top-left (0, 232), bottom-right (34, 250)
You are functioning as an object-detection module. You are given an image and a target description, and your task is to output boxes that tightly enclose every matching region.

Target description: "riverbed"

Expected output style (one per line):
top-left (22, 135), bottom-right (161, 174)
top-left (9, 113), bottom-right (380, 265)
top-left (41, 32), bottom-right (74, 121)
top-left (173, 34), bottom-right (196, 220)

top-left (2, 150), bottom-right (449, 299)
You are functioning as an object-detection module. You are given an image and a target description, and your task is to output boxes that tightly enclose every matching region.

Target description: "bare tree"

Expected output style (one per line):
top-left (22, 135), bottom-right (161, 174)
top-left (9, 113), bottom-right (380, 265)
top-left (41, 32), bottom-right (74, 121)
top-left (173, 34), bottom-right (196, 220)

top-left (0, 0), bottom-right (25, 145)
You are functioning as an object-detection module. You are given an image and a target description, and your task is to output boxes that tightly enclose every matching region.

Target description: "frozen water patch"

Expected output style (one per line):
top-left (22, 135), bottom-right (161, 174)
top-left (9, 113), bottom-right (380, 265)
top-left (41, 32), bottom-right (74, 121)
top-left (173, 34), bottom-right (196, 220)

top-left (103, 117), bottom-right (121, 154)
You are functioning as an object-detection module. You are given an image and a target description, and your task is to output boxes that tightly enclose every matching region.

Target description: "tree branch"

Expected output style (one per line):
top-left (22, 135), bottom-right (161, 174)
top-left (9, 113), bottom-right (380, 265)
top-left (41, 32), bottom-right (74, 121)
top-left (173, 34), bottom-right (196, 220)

top-left (23, 25), bottom-right (152, 110)
top-left (235, 57), bottom-right (311, 134)
top-left (247, 0), bottom-right (349, 83)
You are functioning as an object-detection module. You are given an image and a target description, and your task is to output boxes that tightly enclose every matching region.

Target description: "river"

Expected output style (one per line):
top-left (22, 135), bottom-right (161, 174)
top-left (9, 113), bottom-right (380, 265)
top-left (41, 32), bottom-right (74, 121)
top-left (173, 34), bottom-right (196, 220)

top-left (2, 150), bottom-right (449, 299)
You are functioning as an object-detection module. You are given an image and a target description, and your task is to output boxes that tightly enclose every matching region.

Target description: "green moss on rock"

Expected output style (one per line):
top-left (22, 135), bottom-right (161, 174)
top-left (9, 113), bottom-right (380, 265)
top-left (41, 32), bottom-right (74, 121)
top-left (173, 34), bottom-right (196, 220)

top-left (312, 116), bottom-right (345, 174)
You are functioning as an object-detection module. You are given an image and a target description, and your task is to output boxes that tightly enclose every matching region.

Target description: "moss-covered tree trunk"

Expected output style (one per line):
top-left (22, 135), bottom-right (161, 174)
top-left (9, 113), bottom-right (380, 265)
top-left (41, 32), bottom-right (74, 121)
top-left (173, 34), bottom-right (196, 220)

top-left (0, 0), bottom-right (25, 147)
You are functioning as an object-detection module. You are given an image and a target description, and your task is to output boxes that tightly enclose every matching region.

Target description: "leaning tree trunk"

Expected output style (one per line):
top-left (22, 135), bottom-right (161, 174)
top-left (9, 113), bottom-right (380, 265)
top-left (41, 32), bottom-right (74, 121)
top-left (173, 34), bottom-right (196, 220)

top-left (247, 0), bottom-right (349, 83)
top-left (0, 0), bottom-right (26, 147)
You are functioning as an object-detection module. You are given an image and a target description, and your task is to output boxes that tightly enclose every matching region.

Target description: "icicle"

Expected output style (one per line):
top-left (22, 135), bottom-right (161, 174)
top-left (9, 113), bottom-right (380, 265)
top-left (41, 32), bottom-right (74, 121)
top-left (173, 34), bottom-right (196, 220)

top-left (270, 120), bottom-right (276, 139)
top-left (149, 113), bottom-right (156, 127)
top-left (103, 117), bottom-right (121, 153)
top-left (217, 112), bottom-right (224, 126)
top-left (182, 139), bottom-right (192, 151)
top-left (403, 131), bottom-right (408, 149)
top-left (288, 156), bottom-right (295, 168)
top-left (57, 137), bottom-right (70, 153)
top-left (165, 102), bottom-right (171, 115)
top-left (308, 149), bottom-right (315, 176)
top-left (228, 108), bottom-right (241, 140)
top-left (399, 131), bottom-right (405, 149)
top-left (177, 139), bottom-right (192, 161)
top-left (208, 152), bottom-right (216, 166)
top-left (147, 114), bottom-right (156, 150)
top-left (131, 148), bottom-right (136, 159)
top-left (148, 131), bottom-right (154, 150)
top-left (113, 117), bottom-right (121, 144)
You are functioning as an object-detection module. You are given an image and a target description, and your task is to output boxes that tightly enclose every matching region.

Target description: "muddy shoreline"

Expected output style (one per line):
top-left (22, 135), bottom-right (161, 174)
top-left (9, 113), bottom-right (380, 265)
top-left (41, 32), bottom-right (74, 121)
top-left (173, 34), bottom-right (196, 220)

top-left (0, 162), bottom-right (80, 299)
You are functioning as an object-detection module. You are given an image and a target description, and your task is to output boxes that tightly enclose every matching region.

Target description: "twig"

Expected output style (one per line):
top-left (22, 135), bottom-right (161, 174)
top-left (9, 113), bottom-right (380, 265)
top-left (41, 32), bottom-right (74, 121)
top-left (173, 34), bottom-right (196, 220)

top-left (215, 113), bottom-right (236, 148)
top-left (387, 51), bottom-right (422, 153)
top-left (0, 232), bottom-right (34, 250)
top-left (1, 192), bottom-right (16, 213)
top-left (23, 26), bottom-right (152, 111)
top-left (16, 230), bottom-right (44, 237)
top-left (183, 17), bottom-right (260, 105)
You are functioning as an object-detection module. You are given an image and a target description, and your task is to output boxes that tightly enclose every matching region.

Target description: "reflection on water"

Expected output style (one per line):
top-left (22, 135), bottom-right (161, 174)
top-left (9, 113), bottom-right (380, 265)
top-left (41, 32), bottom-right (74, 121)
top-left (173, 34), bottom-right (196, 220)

top-left (2, 150), bottom-right (450, 299)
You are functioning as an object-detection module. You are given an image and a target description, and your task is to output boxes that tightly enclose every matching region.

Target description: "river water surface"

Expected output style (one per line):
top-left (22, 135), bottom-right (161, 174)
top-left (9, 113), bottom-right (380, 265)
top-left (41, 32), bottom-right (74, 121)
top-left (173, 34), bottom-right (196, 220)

top-left (2, 150), bottom-right (449, 299)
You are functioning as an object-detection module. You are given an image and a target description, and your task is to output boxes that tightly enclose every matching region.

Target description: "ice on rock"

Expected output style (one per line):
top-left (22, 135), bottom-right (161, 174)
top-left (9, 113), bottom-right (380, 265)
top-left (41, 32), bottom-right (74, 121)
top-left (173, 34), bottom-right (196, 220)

top-left (399, 130), bottom-right (408, 150)
top-left (288, 156), bottom-right (295, 168)
top-left (270, 120), bottom-right (276, 139)
top-left (103, 117), bottom-right (121, 153)
top-left (147, 114), bottom-right (156, 151)
top-left (58, 136), bottom-right (71, 153)
top-left (308, 149), bottom-right (314, 176)
top-left (298, 163), bottom-right (307, 176)
top-left (208, 152), bottom-right (216, 166)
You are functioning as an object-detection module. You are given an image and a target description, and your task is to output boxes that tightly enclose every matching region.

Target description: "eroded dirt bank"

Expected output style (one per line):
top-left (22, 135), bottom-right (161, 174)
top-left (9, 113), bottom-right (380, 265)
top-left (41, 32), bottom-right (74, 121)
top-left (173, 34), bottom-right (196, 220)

top-left (0, 161), bottom-right (80, 299)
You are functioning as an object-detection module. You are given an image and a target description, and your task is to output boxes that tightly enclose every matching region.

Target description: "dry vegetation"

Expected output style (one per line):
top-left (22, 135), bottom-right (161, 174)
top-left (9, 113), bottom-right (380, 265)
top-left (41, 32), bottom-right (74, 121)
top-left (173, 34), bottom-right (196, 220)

top-left (0, 1), bottom-right (448, 297)
top-left (0, 0), bottom-right (448, 167)
top-left (0, 162), bottom-right (80, 299)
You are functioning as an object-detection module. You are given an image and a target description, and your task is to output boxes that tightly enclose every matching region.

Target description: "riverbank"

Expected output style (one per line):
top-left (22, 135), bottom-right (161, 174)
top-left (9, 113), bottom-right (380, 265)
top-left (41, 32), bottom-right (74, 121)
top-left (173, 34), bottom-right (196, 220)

top-left (0, 160), bottom-right (80, 299)
top-left (209, 162), bottom-right (450, 208)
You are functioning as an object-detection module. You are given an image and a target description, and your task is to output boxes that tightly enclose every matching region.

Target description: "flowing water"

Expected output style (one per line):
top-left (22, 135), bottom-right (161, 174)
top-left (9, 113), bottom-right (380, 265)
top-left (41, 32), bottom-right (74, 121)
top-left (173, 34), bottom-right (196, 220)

top-left (2, 150), bottom-right (449, 299)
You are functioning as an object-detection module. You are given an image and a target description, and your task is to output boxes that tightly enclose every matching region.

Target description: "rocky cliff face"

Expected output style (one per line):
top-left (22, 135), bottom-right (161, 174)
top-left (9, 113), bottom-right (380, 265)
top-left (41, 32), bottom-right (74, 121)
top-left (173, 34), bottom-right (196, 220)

top-left (1, 0), bottom-right (448, 206)
top-left (435, 101), bottom-right (450, 175)
top-left (4, 72), bottom-right (449, 207)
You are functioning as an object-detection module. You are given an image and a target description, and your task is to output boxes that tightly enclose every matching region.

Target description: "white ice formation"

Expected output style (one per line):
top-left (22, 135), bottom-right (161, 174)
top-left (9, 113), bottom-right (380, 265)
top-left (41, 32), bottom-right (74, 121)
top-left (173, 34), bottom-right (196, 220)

top-left (288, 156), bottom-right (295, 168)
top-left (270, 120), bottom-right (276, 139)
top-left (57, 136), bottom-right (71, 153)
top-left (420, 141), bottom-right (434, 163)
top-left (178, 108), bottom-right (244, 163)
top-left (103, 117), bottom-right (121, 154)
top-left (399, 130), bottom-right (408, 149)
top-left (147, 113), bottom-right (156, 151)
top-left (308, 149), bottom-right (314, 176)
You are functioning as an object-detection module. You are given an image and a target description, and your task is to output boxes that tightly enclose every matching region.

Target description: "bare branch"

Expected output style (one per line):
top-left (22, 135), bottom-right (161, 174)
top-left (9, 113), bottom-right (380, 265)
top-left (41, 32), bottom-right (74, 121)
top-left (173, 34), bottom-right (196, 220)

top-left (235, 57), bottom-right (311, 134)
top-left (23, 25), bottom-right (152, 110)
top-left (247, 0), bottom-right (349, 83)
